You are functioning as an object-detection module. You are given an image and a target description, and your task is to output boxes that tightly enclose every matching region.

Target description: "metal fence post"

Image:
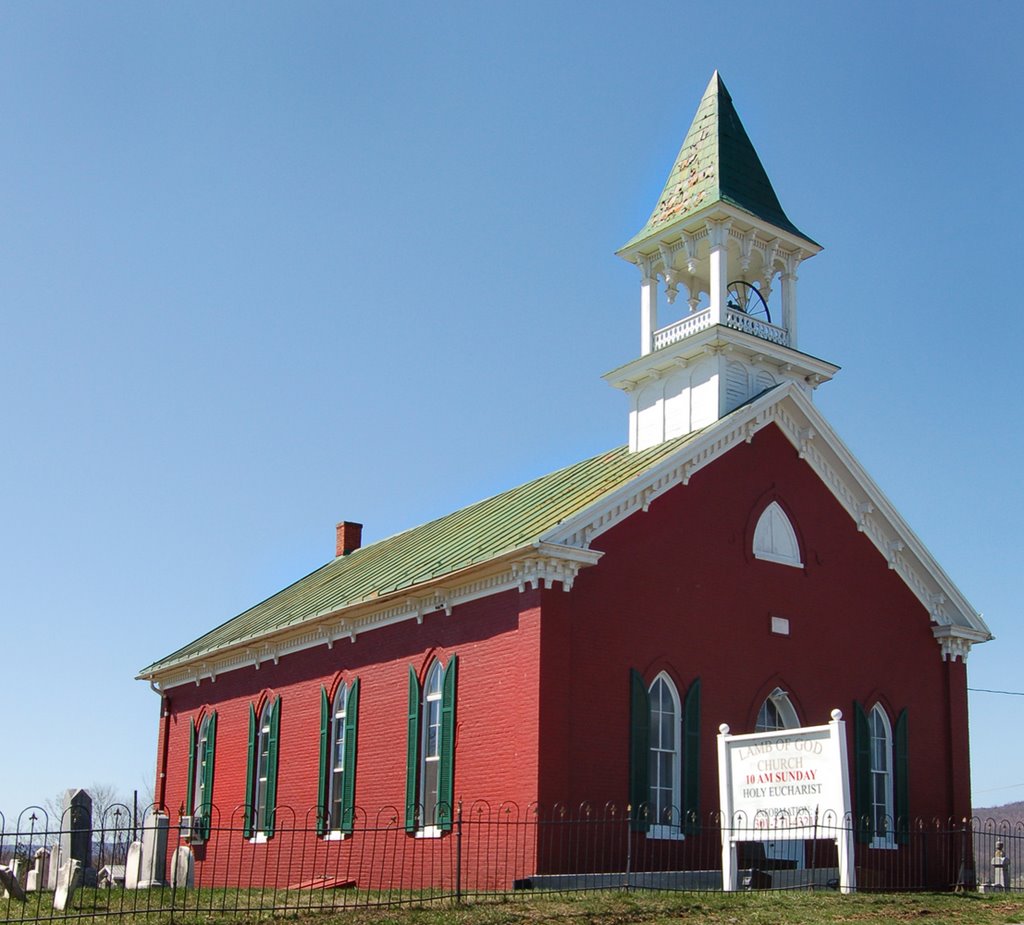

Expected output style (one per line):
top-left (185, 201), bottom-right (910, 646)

top-left (455, 799), bottom-right (463, 903)
top-left (624, 805), bottom-right (632, 891)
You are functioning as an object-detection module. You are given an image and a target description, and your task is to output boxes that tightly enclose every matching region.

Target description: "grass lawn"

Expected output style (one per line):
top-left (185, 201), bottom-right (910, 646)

top-left (7, 889), bottom-right (1024, 925)
top-left (342, 892), bottom-right (1024, 925)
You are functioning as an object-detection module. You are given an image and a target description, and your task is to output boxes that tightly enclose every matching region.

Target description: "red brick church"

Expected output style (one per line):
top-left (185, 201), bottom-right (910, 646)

top-left (139, 73), bottom-right (991, 888)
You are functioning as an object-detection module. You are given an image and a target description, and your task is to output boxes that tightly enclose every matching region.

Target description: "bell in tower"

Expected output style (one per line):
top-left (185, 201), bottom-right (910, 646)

top-left (607, 72), bottom-right (838, 452)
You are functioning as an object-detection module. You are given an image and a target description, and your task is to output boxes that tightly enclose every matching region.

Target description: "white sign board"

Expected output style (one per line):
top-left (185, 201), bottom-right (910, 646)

top-left (717, 710), bottom-right (855, 892)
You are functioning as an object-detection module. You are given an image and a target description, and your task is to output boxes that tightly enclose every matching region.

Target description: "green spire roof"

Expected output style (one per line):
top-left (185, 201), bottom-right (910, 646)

top-left (621, 72), bottom-right (813, 249)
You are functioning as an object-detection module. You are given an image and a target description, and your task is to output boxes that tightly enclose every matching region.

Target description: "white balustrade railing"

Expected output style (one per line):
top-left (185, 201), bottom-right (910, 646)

top-left (723, 308), bottom-right (790, 346)
top-left (652, 307), bottom-right (790, 351)
top-left (653, 308), bottom-right (713, 350)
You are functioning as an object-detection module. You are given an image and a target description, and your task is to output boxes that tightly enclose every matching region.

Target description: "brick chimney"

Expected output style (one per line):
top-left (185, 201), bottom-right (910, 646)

top-left (336, 521), bottom-right (363, 557)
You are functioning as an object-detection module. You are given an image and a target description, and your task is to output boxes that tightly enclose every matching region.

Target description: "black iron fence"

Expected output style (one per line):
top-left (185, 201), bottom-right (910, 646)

top-left (0, 801), bottom-right (1019, 923)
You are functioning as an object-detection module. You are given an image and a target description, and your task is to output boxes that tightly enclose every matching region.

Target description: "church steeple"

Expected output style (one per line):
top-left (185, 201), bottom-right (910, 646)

top-left (622, 71), bottom-right (814, 250)
top-left (607, 73), bottom-right (838, 452)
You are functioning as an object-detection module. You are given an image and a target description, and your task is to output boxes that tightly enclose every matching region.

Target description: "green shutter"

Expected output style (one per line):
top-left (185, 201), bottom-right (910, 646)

top-left (185, 718), bottom-right (197, 817)
top-left (317, 687), bottom-right (329, 835)
top-left (682, 677), bottom-right (701, 835)
top-left (340, 678), bottom-right (360, 834)
top-left (438, 656), bottom-right (458, 832)
top-left (405, 666), bottom-right (421, 833)
top-left (853, 701), bottom-right (872, 844)
top-left (894, 708), bottom-right (909, 846)
top-left (243, 704), bottom-right (256, 839)
top-left (629, 669), bottom-right (650, 833)
top-left (200, 712), bottom-right (217, 841)
top-left (264, 697), bottom-right (281, 837)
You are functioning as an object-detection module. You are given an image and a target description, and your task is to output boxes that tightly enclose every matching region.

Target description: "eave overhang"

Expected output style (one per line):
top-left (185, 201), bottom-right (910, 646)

top-left (137, 541), bottom-right (602, 691)
top-left (602, 323), bottom-right (839, 393)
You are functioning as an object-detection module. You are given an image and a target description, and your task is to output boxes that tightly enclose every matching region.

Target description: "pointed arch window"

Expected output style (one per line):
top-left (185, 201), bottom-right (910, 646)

top-left (753, 501), bottom-right (803, 567)
top-left (317, 678), bottom-right (360, 837)
top-left (755, 689), bottom-right (799, 732)
top-left (244, 696), bottom-right (280, 840)
top-left (854, 702), bottom-right (909, 849)
top-left (629, 670), bottom-right (700, 838)
top-left (648, 673), bottom-right (681, 837)
top-left (185, 711), bottom-right (217, 842)
top-left (405, 656), bottom-right (458, 835)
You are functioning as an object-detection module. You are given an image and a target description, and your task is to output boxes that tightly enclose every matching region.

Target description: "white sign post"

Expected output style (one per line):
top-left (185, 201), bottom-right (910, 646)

top-left (717, 709), bottom-right (855, 893)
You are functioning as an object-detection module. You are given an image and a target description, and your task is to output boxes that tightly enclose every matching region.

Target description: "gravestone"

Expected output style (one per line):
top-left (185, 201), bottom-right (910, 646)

top-left (46, 844), bottom-right (62, 891)
top-left (8, 858), bottom-right (25, 888)
top-left (993, 840), bottom-right (1011, 891)
top-left (138, 813), bottom-right (169, 888)
top-left (59, 789), bottom-right (93, 872)
top-left (25, 848), bottom-right (48, 892)
top-left (52, 860), bottom-right (82, 912)
top-left (124, 841), bottom-right (143, 890)
top-left (97, 865), bottom-right (125, 889)
top-left (170, 846), bottom-right (194, 889)
top-left (0, 866), bottom-right (26, 902)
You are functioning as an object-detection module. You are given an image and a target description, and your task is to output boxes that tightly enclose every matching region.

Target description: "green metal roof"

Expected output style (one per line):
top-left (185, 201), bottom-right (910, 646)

top-left (621, 72), bottom-right (814, 250)
top-left (140, 429), bottom-right (708, 677)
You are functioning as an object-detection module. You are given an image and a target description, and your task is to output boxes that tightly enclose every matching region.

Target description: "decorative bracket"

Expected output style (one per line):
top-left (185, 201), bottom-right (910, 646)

top-left (797, 427), bottom-right (815, 459)
top-left (885, 539), bottom-right (905, 570)
top-left (855, 501), bottom-right (874, 533)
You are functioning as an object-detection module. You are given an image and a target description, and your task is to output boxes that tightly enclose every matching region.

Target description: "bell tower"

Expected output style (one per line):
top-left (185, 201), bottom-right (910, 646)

top-left (607, 72), bottom-right (838, 451)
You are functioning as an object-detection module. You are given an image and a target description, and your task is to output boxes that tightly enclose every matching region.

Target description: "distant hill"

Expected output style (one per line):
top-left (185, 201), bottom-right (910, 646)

top-left (973, 801), bottom-right (1024, 826)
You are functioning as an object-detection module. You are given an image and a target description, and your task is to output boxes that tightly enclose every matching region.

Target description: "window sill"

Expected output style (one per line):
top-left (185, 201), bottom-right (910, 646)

top-left (323, 831), bottom-right (348, 842)
top-left (249, 833), bottom-right (269, 845)
top-left (647, 826), bottom-right (685, 841)
top-left (753, 552), bottom-right (804, 568)
top-left (870, 837), bottom-right (897, 851)
top-left (415, 825), bottom-right (443, 839)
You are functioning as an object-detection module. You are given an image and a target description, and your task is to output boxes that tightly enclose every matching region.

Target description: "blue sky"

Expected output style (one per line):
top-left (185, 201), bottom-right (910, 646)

top-left (2, 1), bottom-right (1023, 821)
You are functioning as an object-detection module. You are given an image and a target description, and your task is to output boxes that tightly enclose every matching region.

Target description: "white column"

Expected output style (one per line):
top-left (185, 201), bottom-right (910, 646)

top-left (640, 275), bottom-right (657, 356)
top-left (781, 253), bottom-right (800, 348)
top-left (707, 220), bottom-right (730, 325)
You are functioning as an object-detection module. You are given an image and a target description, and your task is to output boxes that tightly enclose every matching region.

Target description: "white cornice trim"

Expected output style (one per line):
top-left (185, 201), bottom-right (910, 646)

top-left (540, 383), bottom-right (991, 648)
top-left (140, 543), bottom-right (603, 691)
top-left (932, 625), bottom-right (990, 663)
top-left (602, 324), bottom-right (839, 393)
top-left (142, 388), bottom-right (991, 690)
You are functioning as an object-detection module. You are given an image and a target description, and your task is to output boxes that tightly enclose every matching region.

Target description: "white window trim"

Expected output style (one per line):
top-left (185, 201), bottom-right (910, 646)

top-left (869, 705), bottom-right (896, 851)
top-left (753, 501), bottom-right (803, 568)
top-left (324, 831), bottom-right (347, 842)
top-left (647, 672), bottom-right (682, 841)
top-left (327, 683), bottom-right (348, 835)
top-left (418, 661), bottom-right (445, 833)
top-left (756, 688), bottom-right (800, 733)
top-left (647, 824), bottom-right (685, 841)
top-left (193, 715), bottom-right (210, 818)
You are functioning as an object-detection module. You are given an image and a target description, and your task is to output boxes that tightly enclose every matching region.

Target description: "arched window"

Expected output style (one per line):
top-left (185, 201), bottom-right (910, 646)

top-left (869, 705), bottom-right (894, 847)
top-left (753, 501), bottom-right (803, 567)
top-left (317, 678), bottom-right (360, 837)
top-left (405, 656), bottom-right (458, 834)
top-left (244, 696), bottom-right (280, 840)
top-left (629, 670), bottom-right (700, 838)
top-left (648, 673), bottom-right (681, 836)
top-left (755, 688), bottom-right (799, 732)
top-left (193, 714), bottom-right (213, 813)
top-left (186, 711), bottom-right (217, 842)
top-left (329, 684), bottom-right (348, 829)
top-left (854, 701), bottom-right (908, 849)
top-left (421, 661), bottom-right (444, 825)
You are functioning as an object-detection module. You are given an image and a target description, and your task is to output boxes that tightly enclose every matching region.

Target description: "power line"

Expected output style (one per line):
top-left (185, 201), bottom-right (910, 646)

top-left (968, 687), bottom-right (1024, 697)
